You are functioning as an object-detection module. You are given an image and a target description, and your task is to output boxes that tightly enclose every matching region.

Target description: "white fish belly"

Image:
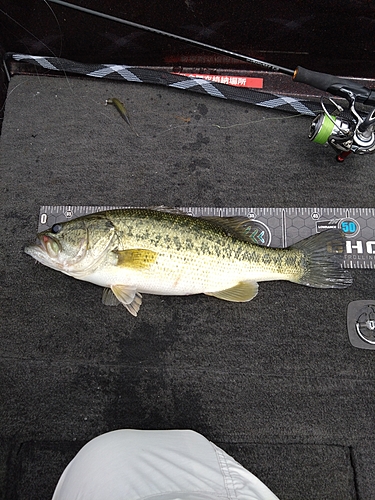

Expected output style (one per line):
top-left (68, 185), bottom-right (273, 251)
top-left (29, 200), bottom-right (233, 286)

top-left (81, 252), bottom-right (287, 296)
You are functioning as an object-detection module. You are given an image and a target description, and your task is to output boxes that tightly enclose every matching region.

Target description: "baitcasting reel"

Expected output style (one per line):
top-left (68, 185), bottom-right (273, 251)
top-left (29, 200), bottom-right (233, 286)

top-left (308, 91), bottom-right (375, 162)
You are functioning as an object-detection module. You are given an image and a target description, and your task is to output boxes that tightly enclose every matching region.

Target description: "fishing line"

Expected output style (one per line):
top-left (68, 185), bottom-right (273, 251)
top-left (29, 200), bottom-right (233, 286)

top-left (0, 3), bottom-right (64, 113)
top-left (4, 1), bottom-right (375, 157)
top-left (41, 0), bottom-right (64, 58)
top-left (46, 0), bottom-right (295, 76)
top-left (0, 1), bottom-right (326, 128)
top-left (0, 3), bottom-right (122, 123)
top-left (0, 2), bottom-right (73, 97)
top-left (212, 113), bottom-right (308, 130)
top-left (0, 5), bottom-right (207, 137)
top-left (0, 2), bottom-right (63, 58)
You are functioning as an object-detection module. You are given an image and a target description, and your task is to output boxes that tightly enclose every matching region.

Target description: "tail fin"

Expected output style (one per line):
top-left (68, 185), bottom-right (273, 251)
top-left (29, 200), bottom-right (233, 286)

top-left (291, 229), bottom-right (352, 289)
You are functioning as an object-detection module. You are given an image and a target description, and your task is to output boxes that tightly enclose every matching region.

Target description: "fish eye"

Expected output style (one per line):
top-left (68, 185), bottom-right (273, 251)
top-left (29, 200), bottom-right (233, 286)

top-left (51, 224), bottom-right (62, 234)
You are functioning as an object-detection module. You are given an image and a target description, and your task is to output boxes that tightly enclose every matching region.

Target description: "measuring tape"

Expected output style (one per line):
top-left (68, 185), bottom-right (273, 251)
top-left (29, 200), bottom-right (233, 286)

top-left (38, 206), bottom-right (375, 269)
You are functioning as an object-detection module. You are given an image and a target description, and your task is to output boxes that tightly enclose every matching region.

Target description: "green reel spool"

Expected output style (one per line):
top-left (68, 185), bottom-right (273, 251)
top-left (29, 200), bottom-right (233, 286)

top-left (309, 113), bottom-right (336, 144)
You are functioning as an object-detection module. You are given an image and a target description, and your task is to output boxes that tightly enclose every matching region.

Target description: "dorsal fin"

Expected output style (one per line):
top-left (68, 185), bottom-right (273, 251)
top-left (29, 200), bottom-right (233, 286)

top-left (149, 208), bottom-right (265, 244)
top-left (202, 216), bottom-right (264, 243)
top-left (149, 206), bottom-right (189, 215)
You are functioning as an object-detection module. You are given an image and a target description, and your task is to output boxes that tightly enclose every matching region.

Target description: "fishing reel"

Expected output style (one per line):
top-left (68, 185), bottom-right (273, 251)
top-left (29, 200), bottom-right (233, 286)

top-left (308, 91), bottom-right (375, 162)
top-left (292, 67), bottom-right (375, 161)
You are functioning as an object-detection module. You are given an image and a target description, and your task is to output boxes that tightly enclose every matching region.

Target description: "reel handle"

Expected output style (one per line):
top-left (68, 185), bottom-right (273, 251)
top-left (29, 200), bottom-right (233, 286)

top-left (293, 66), bottom-right (375, 106)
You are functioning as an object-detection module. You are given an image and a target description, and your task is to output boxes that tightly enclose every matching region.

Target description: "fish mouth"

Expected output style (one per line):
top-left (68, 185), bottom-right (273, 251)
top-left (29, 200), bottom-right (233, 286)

top-left (40, 234), bottom-right (62, 257)
top-left (24, 234), bottom-right (62, 265)
top-left (25, 233), bottom-right (91, 275)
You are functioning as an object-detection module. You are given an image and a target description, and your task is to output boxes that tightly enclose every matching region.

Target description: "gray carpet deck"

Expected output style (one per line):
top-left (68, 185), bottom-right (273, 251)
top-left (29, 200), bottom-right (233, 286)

top-left (1, 74), bottom-right (375, 499)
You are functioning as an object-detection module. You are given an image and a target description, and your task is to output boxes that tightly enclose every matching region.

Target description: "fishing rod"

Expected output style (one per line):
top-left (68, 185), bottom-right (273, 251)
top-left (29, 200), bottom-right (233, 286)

top-left (47, 0), bottom-right (375, 160)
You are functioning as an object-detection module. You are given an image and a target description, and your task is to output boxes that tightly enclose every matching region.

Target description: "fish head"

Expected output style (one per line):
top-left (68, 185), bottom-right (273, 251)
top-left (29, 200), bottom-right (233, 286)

top-left (24, 215), bottom-right (116, 277)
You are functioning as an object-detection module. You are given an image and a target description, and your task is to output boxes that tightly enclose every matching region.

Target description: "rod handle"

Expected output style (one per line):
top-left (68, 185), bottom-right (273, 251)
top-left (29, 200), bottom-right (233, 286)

top-left (293, 66), bottom-right (375, 106)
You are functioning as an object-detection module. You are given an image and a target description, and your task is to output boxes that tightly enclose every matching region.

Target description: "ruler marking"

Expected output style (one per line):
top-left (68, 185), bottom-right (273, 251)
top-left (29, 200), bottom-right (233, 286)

top-left (282, 209), bottom-right (287, 248)
top-left (36, 206), bottom-right (375, 269)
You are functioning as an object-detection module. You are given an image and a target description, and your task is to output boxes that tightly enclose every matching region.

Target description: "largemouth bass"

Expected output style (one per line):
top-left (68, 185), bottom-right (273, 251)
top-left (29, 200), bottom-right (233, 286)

top-left (24, 208), bottom-right (352, 316)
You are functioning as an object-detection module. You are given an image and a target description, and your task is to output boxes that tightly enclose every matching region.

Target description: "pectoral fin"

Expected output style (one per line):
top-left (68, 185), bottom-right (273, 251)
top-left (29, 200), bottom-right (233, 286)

top-left (115, 249), bottom-right (157, 269)
top-left (110, 284), bottom-right (143, 316)
top-left (205, 281), bottom-right (258, 302)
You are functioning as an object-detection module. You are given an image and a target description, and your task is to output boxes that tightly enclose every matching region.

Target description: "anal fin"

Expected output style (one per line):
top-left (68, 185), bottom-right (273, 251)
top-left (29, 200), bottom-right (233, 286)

top-left (205, 281), bottom-right (258, 302)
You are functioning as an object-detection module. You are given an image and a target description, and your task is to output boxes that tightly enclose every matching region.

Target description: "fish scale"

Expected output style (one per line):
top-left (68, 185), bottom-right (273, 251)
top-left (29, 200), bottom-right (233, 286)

top-left (25, 207), bottom-right (352, 316)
